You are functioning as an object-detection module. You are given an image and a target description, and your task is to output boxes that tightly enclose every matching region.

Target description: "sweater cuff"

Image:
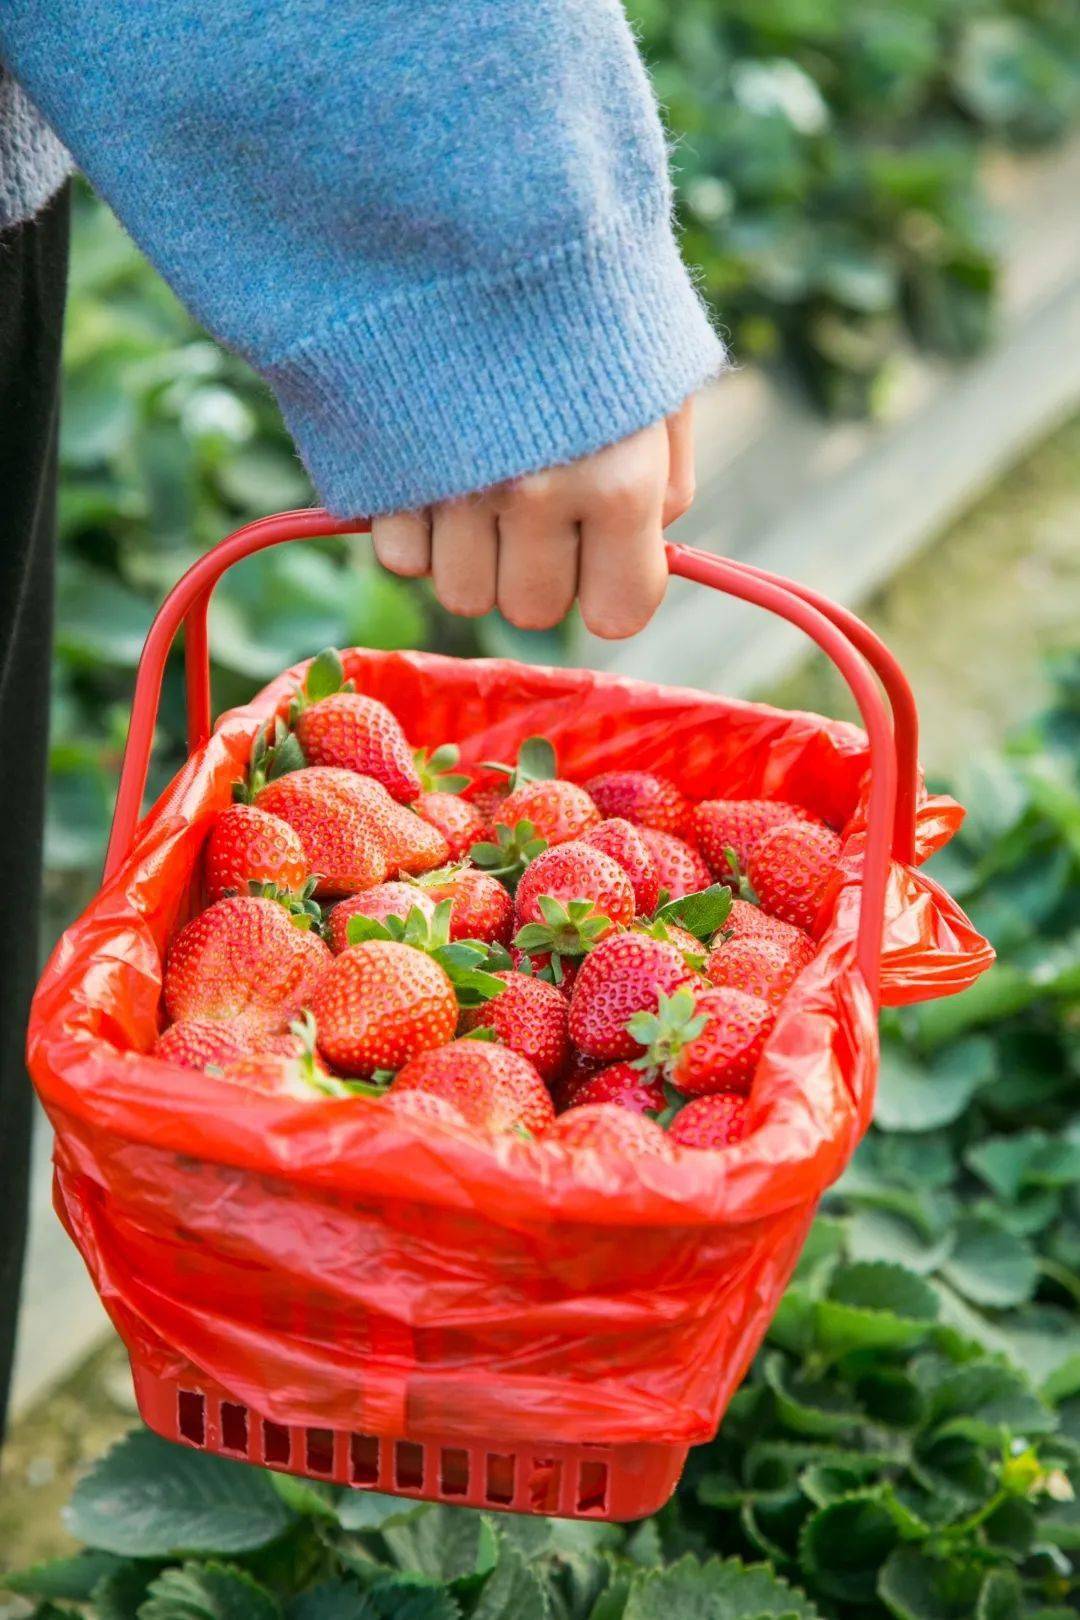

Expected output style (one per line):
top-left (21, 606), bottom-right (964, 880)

top-left (263, 203), bottom-right (727, 517)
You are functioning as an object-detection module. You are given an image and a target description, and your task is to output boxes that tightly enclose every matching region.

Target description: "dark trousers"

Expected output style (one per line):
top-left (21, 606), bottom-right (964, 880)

top-left (0, 184), bottom-right (70, 1441)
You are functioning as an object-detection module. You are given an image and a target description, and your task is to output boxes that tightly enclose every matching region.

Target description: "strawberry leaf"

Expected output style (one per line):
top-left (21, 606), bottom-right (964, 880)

top-left (655, 884), bottom-right (732, 941)
top-left (469, 820), bottom-right (547, 886)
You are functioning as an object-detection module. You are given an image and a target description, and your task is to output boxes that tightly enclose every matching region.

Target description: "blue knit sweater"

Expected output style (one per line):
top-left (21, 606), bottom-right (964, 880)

top-left (0, 3), bottom-right (724, 516)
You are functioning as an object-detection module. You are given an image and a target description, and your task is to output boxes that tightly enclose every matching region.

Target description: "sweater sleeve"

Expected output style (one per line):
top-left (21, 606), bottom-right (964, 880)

top-left (0, 1), bottom-right (725, 516)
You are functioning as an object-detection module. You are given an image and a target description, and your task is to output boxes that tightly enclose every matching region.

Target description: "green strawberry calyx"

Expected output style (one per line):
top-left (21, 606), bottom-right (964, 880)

top-left (469, 819), bottom-right (548, 887)
top-left (288, 646), bottom-right (355, 724)
top-left (247, 878), bottom-right (323, 932)
top-left (722, 845), bottom-right (759, 904)
top-left (480, 735), bottom-right (557, 791)
top-left (235, 715), bottom-right (307, 801)
top-left (513, 895), bottom-right (613, 964)
top-left (413, 742), bottom-right (471, 795)
top-left (627, 987), bottom-right (707, 1077)
top-left (345, 900), bottom-right (507, 1008)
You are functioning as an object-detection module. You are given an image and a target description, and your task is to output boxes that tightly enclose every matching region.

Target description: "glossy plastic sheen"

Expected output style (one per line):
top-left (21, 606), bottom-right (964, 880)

top-left (32, 513), bottom-right (994, 1519)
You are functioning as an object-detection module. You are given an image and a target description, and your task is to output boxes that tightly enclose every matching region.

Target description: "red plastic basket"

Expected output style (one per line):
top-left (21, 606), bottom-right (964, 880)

top-left (32, 510), bottom-right (986, 1522)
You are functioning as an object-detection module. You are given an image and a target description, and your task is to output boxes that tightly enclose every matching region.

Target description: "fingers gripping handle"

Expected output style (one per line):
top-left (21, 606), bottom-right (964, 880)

top-left (105, 510), bottom-right (905, 999)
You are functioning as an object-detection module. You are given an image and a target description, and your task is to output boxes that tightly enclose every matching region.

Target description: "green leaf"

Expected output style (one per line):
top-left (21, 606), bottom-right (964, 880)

top-left (286, 1582), bottom-right (377, 1620)
top-left (874, 1038), bottom-right (997, 1132)
top-left (268, 1474), bottom-right (339, 1520)
top-left (654, 885), bottom-right (732, 941)
top-left (827, 1262), bottom-right (939, 1321)
top-left (764, 1354), bottom-right (862, 1439)
top-left (471, 1534), bottom-right (548, 1620)
top-left (4, 1550), bottom-right (129, 1600)
top-left (64, 1430), bottom-right (295, 1556)
top-left (623, 1553), bottom-right (820, 1619)
top-left (364, 1574), bottom-right (461, 1620)
top-left (380, 1505), bottom-right (497, 1587)
top-left (799, 1494), bottom-right (902, 1605)
top-left (927, 1360), bottom-right (1054, 1443)
top-left (514, 737), bottom-right (557, 784)
top-left (304, 648), bottom-right (346, 703)
top-left (940, 1217), bottom-right (1038, 1308)
top-left (334, 1492), bottom-right (429, 1532)
top-left (877, 1547), bottom-right (984, 1620)
top-left (139, 1561), bottom-right (282, 1620)
top-left (93, 1560), bottom-right (160, 1620)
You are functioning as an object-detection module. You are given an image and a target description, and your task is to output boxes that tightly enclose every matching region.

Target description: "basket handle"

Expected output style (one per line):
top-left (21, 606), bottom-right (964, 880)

top-left (104, 508), bottom-right (908, 1001)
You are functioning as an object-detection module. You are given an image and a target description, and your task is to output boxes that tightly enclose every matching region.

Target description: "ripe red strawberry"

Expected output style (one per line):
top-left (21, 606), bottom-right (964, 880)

top-left (294, 690), bottom-right (420, 801)
top-left (205, 804), bottom-right (308, 903)
top-left (638, 984), bottom-right (773, 1097)
top-left (568, 933), bottom-right (696, 1061)
top-left (460, 971), bottom-right (569, 1081)
top-left (748, 821), bottom-right (843, 932)
top-left (668, 1093), bottom-right (750, 1149)
top-left (413, 791), bottom-right (485, 860)
top-left (584, 770), bottom-right (691, 837)
top-left (499, 779), bottom-right (600, 846)
top-left (639, 828), bottom-right (712, 899)
top-left (381, 800), bottom-right (450, 874)
top-left (581, 818), bottom-right (659, 916)
top-left (725, 896), bottom-right (815, 957)
top-left (467, 782), bottom-right (510, 835)
top-left (693, 799), bottom-right (813, 879)
top-left (563, 1061), bottom-right (666, 1115)
top-left (255, 768), bottom-right (389, 896)
top-left (515, 842), bottom-right (634, 936)
top-left (422, 868), bottom-right (513, 945)
top-left (164, 896), bottom-right (331, 1032)
top-left (380, 1089), bottom-right (467, 1128)
top-left (705, 934), bottom-right (809, 1007)
top-left (310, 939), bottom-right (458, 1077)
top-left (544, 1103), bottom-right (672, 1160)
top-left (154, 1019), bottom-right (251, 1071)
top-left (390, 1039), bottom-right (555, 1133)
top-left (217, 1016), bottom-right (342, 1097)
top-left (326, 883), bottom-right (435, 953)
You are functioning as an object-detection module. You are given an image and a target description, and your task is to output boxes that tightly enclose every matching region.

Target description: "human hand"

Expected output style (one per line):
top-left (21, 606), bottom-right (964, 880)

top-left (371, 399), bottom-right (695, 640)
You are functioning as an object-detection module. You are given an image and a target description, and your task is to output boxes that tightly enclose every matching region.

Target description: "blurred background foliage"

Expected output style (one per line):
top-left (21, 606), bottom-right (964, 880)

top-left (631, 0), bottom-right (1080, 413)
top-left (48, 0), bottom-right (1080, 930)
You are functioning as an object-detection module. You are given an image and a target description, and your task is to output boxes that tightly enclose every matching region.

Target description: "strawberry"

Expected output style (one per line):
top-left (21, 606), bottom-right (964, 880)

top-left (725, 896), bottom-right (815, 957)
top-left (460, 971), bottom-right (569, 1082)
top-left (205, 804), bottom-right (308, 904)
top-left (310, 939), bottom-right (458, 1077)
top-left (562, 1061), bottom-right (666, 1115)
top-left (390, 1039), bottom-right (555, 1133)
top-left (668, 1093), bottom-right (750, 1149)
top-left (630, 985), bottom-right (773, 1097)
top-left (568, 933), bottom-right (696, 1061)
top-left (380, 1089), bottom-right (468, 1128)
top-left (153, 1019), bottom-right (250, 1071)
top-left (694, 799), bottom-right (814, 880)
top-left (326, 883), bottom-right (436, 953)
top-left (414, 791), bottom-right (485, 860)
top-left (380, 799), bottom-right (450, 875)
top-left (748, 820), bottom-right (843, 932)
top-left (422, 867), bottom-right (514, 945)
top-left (255, 767), bottom-right (389, 896)
top-left (584, 770), bottom-right (691, 838)
top-left (164, 896), bottom-right (331, 1032)
top-left (634, 917), bottom-right (707, 968)
top-left (514, 842), bottom-right (634, 933)
top-left (499, 779), bottom-right (599, 846)
top-left (466, 782), bottom-right (511, 835)
top-left (581, 818), bottom-right (659, 915)
top-left (340, 897), bottom-right (508, 1011)
top-left (705, 933), bottom-right (809, 1007)
top-left (216, 1014), bottom-right (345, 1098)
top-left (290, 649), bottom-right (420, 801)
top-left (543, 1104), bottom-right (672, 1160)
top-left (639, 828), bottom-right (712, 899)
